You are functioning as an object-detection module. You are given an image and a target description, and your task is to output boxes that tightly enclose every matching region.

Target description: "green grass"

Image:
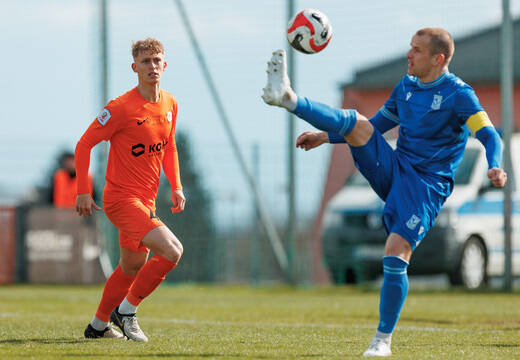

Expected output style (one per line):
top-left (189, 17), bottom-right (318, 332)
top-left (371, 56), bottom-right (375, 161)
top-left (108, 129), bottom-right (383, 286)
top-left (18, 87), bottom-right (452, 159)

top-left (0, 284), bottom-right (519, 359)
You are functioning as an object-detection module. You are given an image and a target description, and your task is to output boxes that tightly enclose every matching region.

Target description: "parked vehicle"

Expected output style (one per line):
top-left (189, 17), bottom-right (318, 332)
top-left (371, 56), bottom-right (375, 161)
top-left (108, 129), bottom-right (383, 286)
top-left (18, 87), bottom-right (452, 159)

top-left (322, 135), bottom-right (520, 289)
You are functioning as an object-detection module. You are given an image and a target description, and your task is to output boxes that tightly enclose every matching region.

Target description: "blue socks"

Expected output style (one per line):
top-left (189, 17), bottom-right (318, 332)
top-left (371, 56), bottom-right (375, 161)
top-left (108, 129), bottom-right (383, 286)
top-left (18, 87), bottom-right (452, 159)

top-left (293, 96), bottom-right (357, 136)
top-left (378, 255), bottom-right (409, 334)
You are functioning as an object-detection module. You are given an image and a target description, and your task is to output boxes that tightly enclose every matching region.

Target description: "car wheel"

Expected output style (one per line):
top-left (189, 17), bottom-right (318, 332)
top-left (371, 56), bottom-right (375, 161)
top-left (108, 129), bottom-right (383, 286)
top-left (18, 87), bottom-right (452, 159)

top-left (449, 236), bottom-right (487, 289)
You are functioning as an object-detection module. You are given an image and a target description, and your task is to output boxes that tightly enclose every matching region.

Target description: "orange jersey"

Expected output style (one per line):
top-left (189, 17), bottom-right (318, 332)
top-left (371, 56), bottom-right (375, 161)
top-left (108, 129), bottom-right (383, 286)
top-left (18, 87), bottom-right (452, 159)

top-left (75, 87), bottom-right (181, 209)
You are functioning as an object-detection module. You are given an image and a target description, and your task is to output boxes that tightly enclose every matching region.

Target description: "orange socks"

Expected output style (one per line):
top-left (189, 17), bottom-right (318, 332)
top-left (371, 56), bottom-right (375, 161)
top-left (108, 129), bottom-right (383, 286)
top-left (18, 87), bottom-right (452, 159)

top-left (95, 265), bottom-right (136, 322)
top-left (93, 256), bottom-right (177, 321)
top-left (126, 255), bottom-right (177, 306)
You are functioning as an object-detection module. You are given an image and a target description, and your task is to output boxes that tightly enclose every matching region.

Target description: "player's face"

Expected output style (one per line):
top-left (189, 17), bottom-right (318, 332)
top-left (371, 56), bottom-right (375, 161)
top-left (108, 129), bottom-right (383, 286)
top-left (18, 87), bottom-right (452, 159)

top-left (406, 34), bottom-right (435, 81)
top-left (132, 51), bottom-right (167, 85)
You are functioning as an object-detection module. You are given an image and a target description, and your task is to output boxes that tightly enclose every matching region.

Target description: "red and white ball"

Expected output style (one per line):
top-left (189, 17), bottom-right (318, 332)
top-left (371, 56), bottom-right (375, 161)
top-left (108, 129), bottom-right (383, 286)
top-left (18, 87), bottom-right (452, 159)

top-left (286, 9), bottom-right (333, 54)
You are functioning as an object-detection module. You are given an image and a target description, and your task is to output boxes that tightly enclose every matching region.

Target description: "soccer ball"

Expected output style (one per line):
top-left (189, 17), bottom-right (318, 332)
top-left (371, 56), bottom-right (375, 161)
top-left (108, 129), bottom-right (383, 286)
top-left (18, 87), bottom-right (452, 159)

top-left (286, 9), bottom-right (332, 54)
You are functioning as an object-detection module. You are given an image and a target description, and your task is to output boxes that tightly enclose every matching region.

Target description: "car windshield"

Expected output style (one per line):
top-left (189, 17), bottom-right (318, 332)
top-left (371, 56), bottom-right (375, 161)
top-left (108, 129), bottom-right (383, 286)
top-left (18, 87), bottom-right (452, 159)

top-left (345, 147), bottom-right (481, 187)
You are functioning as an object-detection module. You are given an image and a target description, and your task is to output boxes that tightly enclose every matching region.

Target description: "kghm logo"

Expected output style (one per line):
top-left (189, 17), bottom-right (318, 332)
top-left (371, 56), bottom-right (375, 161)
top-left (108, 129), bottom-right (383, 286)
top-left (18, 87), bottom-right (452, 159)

top-left (131, 139), bottom-right (168, 158)
top-left (149, 139), bottom-right (168, 153)
top-left (132, 143), bottom-right (145, 157)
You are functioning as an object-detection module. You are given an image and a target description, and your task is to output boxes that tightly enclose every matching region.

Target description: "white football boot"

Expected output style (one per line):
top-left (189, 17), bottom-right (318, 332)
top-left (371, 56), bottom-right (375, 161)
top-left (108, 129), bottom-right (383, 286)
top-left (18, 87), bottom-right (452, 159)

top-left (84, 323), bottom-right (125, 339)
top-left (363, 332), bottom-right (392, 357)
top-left (261, 49), bottom-right (297, 110)
top-left (110, 306), bottom-right (149, 342)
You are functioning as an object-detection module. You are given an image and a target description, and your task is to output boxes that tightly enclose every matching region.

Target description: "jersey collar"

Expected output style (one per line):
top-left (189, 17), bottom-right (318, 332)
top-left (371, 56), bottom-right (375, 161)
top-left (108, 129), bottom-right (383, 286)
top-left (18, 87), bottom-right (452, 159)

top-left (417, 70), bottom-right (449, 89)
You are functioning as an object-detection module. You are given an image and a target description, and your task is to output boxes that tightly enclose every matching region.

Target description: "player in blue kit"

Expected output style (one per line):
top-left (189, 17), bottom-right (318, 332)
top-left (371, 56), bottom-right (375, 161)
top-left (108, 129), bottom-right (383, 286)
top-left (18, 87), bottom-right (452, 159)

top-left (262, 28), bottom-right (507, 357)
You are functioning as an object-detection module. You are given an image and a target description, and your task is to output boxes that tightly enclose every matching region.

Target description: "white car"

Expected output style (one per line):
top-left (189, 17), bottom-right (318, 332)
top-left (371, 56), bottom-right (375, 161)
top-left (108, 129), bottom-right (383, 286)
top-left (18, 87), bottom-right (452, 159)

top-left (322, 135), bottom-right (520, 289)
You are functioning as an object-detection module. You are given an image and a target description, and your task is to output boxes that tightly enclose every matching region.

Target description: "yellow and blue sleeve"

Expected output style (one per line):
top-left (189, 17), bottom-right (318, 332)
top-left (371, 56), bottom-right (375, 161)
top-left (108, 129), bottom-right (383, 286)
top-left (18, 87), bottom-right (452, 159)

top-left (467, 112), bottom-right (502, 169)
top-left (466, 111), bottom-right (493, 135)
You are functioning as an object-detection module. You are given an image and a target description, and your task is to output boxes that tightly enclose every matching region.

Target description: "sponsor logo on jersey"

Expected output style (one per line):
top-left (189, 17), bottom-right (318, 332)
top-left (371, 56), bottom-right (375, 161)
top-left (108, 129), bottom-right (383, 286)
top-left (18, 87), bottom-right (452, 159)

top-left (431, 94), bottom-right (443, 110)
top-left (97, 108), bottom-right (111, 126)
top-left (137, 118), bottom-right (148, 125)
top-left (167, 111), bottom-right (172, 122)
top-left (406, 92), bottom-right (412, 101)
top-left (131, 143), bottom-right (145, 157)
top-left (406, 214), bottom-right (421, 230)
top-left (131, 138), bottom-right (168, 158)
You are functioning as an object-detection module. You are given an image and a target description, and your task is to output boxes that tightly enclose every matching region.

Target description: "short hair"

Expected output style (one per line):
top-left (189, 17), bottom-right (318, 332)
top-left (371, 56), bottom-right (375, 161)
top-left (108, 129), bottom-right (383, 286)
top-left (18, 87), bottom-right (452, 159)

top-left (131, 37), bottom-right (164, 58)
top-left (416, 28), bottom-right (454, 65)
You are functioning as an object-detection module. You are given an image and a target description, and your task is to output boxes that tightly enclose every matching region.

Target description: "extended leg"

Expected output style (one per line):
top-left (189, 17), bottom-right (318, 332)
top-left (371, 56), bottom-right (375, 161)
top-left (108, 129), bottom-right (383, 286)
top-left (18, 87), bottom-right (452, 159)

top-left (262, 49), bottom-right (359, 137)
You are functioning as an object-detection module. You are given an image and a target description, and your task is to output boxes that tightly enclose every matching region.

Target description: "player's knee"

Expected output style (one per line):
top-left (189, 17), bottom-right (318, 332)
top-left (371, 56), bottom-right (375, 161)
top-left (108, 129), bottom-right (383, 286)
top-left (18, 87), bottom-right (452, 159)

top-left (162, 239), bottom-right (183, 263)
top-left (345, 118), bottom-right (373, 147)
top-left (120, 258), bottom-right (146, 276)
top-left (384, 234), bottom-right (412, 261)
top-left (173, 240), bottom-right (183, 261)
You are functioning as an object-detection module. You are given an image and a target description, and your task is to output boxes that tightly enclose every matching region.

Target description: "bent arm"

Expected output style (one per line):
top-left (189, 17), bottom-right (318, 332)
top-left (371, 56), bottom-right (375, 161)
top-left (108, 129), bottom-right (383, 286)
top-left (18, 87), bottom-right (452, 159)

top-left (475, 126), bottom-right (502, 169)
top-left (369, 109), bottom-right (399, 134)
top-left (163, 136), bottom-right (185, 213)
top-left (475, 126), bottom-right (507, 188)
top-left (75, 139), bottom-right (102, 216)
top-left (75, 141), bottom-right (95, 194)
top-left (466, 110), bottom-right (503, 169)
top-left (163, 137), bottom-right (182, 191)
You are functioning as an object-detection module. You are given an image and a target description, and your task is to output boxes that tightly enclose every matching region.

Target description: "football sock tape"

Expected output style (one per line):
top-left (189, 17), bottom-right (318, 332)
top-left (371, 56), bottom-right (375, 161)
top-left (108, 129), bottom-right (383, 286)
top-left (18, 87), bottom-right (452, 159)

top-left (293, 96), bottom-right (357, 136)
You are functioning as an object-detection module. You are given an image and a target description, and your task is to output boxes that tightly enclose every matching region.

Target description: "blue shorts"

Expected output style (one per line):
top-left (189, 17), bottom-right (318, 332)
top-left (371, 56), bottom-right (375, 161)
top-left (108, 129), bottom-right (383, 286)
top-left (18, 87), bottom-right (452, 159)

top-left (349, 131), bottom-right (448, 250)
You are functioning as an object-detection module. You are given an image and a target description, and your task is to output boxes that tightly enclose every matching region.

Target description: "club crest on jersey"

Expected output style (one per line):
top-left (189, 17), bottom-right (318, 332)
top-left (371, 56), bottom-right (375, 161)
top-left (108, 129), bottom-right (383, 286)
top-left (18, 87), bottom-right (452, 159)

top-left (431, 94), bottom-right (443, 110)
top-left (97, 108), bottom-right (111, 126)
top-left (167, 111), bottom-right (172, 122)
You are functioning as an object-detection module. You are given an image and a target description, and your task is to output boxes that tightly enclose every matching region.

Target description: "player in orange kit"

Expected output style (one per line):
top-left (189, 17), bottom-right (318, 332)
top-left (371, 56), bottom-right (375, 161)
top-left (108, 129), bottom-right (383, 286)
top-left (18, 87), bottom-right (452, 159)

top-left (76, 38), bottom-right (185, 341)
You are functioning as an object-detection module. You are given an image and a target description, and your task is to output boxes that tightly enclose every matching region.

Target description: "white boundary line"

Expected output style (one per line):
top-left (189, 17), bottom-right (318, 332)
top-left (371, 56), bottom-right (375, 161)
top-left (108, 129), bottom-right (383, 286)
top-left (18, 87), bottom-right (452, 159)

top-left (152, 318), bottom-right (506, 333)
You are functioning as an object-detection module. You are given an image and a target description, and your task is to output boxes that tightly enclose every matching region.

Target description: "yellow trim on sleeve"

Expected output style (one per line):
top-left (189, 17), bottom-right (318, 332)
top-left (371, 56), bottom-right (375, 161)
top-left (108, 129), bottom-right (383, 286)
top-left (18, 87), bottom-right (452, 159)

top-left (466, 111), bottom-right (493, 134)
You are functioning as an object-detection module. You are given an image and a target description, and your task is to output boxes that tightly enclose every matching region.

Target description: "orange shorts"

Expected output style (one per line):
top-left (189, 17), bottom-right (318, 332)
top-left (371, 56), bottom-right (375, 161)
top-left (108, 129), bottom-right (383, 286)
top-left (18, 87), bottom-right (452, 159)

top-left (103, 194), bottom-right (164, 253)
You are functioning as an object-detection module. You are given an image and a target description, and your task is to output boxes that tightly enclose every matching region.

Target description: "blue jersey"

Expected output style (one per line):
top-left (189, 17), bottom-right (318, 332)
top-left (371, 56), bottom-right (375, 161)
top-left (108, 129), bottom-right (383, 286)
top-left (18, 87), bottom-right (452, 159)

top-left (371, 71), bottom-right (484, 183)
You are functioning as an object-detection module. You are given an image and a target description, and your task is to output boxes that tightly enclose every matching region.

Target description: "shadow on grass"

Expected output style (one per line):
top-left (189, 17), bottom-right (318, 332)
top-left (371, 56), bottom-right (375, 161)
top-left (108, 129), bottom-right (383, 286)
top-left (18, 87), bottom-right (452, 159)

top-left (400, 316), bottom-right (458, 325)
top-left (0, 338), bottom-right (86, 345)
top-left (0, 339), bottom-right (341, 358)
top-left (53, 354), bottom-right (341, 359)
top-left (478, 344), bottom-right (520, 348)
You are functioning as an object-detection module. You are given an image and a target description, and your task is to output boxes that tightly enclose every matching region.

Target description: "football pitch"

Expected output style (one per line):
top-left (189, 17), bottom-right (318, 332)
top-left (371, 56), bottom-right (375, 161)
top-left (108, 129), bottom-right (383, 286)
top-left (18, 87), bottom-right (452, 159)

top-left (0, 284), bottom-right (519, 359)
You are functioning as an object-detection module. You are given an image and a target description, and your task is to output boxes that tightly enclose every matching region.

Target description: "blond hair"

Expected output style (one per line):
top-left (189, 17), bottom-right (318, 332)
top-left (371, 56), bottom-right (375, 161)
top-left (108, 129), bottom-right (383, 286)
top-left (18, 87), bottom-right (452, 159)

top-left (131, 37), bottom-right (164, 58)
top-left (416, 28), bottom-right (454, 65)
